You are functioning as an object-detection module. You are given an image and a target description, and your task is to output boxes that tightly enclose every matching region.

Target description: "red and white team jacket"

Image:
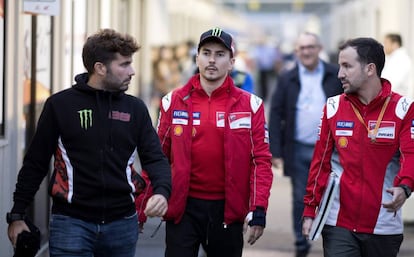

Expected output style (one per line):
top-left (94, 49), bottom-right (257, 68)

top-left (303, 79), bottom-right (414, 235)
top-left (157, 74), bottom-right (273, 225)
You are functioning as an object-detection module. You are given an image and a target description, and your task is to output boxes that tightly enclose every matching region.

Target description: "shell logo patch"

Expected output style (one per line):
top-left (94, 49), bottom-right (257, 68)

top-left (338, 137), bottom-right (348, 148)
top-left (174, 125), bottom-right (183, 136)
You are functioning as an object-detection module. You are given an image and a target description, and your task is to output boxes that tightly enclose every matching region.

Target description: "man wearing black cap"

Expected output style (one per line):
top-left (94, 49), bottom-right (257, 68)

top-left (156, 27), bottom-right (273, 257)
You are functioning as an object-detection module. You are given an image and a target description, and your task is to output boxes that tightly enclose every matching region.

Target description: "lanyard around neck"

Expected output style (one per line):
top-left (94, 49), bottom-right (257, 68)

top-left (350, 96), bottom-right (391, 142)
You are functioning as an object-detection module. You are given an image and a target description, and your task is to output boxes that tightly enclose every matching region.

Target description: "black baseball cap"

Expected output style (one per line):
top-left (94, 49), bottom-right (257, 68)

top-left (198, 27), bottom-right (234, 56)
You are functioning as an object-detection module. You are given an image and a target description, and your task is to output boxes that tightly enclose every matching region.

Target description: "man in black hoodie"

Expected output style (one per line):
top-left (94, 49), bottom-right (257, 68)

top-left (7, 29), bottom-right (171, 257)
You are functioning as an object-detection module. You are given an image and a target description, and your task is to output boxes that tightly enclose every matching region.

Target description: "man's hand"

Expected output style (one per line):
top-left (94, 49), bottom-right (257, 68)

top-left (243, 218), bottom-right (264, 245)
top-left (271, 157), bottom-right (283, 170)
top-left (302, 217), bottom-right (313, 240)
top-left (382, 186), bottom-right (407, 214)
top-left (243, 213), bottom-right (264, 245)
top-left (8, 220), bottom-right (30, 248)
top-left (144, 194), bottom-right (168, 217)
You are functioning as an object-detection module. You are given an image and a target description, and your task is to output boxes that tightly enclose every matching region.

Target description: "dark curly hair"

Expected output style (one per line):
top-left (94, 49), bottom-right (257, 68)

top-left (82, 29), bottom-right (141, 74)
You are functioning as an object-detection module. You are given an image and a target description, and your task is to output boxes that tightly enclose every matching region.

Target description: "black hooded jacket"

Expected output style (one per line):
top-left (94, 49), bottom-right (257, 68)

top-left (12, 73), bottom-right (171, 223)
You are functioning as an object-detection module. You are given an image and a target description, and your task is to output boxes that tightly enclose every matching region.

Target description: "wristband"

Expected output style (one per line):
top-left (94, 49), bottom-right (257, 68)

top-left (6, 212), bottom-right (26, 224)
top-left (248, 207), bottom-right (266, 227)
top-left (398, 184), bottom-right (412, 199)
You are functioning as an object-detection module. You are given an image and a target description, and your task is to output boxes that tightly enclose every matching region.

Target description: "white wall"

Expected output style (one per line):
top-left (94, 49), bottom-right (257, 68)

top-left (1, 1), bottom-right (25, 255)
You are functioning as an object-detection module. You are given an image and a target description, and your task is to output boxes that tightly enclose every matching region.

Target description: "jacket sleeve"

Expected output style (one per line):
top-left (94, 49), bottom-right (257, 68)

top-left (268, 75), bottom-right (287, 158)
top-left (157, 92), bottom-right (173, 161)
top-left (136, 100), bottom-right (171, 200)
top-left (135, 170), bottom-right (153, 224)
top-left (12, 98), bottom-right (59, 213)
top-left (250, 95), bottom-right (273, 211)
top-left (394, 101), bottom-right (414, 190)
top-left (303, 104), bottom-right (335, 218)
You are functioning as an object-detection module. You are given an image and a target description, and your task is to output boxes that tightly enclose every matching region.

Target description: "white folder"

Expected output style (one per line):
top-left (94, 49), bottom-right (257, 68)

top-left (308, 172), bottom-right (339, 241)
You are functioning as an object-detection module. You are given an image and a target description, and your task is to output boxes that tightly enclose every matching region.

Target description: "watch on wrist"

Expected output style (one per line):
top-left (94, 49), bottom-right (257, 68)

top-left (6, 212), bottom-right (26, 224)
top-left (399, 184), bottom-right (412, 199)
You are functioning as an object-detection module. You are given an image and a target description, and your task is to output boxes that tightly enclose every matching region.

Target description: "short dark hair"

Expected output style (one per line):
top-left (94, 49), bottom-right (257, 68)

top-left (385, 33), bottom-right (402, 47)
top-left (339, 37), bottom-right (385, 76)
top-left (82, 29), bottom-right (140, 74)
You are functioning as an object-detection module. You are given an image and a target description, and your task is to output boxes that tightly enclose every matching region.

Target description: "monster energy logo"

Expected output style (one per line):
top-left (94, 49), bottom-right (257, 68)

top-left (211, 28), bottom-right (222, 37)
top-left (78, 109), bottom-right (93, 129)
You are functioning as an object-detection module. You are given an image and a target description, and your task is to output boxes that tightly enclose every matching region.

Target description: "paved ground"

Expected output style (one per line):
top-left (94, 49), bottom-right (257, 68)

top-left (36, 168), bottom-right (414, 257)
top-left (136, 169), bottom-right (414, 257)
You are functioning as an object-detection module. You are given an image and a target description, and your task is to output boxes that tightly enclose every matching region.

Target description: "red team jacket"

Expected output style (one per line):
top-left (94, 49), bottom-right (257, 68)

top-left (157, 74), bottom-right (273, 225)
top-left (303, 79), bottom-right (414, 235)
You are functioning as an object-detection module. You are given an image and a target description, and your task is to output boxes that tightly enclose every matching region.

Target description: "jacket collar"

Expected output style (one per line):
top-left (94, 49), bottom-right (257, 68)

top-left (345, 78), bottom-right (392, 108)
top-left (175, 74), bottom-right (242, 101)
top-left (73, 72), bottom-right (125, 98)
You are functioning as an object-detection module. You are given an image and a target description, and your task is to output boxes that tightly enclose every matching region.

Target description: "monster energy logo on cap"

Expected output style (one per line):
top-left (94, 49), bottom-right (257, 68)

top-left (198, 27), bottom-right (234, 56)
top-left (211, 27), bottom-right (223, 37)
top-left (78, 109), bottom-right (93, 129)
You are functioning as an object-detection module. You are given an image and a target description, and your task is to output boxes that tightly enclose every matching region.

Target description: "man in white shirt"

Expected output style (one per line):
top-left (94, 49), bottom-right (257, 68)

top-left (382, 33), bottom-right (414, 98)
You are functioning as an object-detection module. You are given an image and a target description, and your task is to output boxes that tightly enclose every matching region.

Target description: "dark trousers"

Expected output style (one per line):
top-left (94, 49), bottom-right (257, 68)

top-left (258, 69), bottom-right (274, 100)
top-left (291, 142), bottom-right (314, 252)
top-left (322, 225), bottom-right (403, 257)
top-left (165, 197), bottom-right (243, 257)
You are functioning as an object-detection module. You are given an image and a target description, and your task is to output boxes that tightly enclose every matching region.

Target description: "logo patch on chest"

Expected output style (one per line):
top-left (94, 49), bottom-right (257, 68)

top-left (193, 112), bottom-right (201, 125)
top-left (172, 110), bottom-right (189, 125)
top-left (78, 109), bottom-right (93, 129)
top-left (229, 112), bottom-right (251, 129)
top-left (368, 121), bottom-right (396, 139)
top-left (216, 112), bottom-right (225, 127)
top-left (174, 125), bottom-right (183, 136)
top-left (335, 121), bottom-right (354, 136)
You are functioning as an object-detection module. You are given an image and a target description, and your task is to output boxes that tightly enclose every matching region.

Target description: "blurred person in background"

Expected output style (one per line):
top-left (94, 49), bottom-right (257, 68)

top-left (382, 33), bottom-right (414, 98)
top-left (231, 41), bottom-right (255, 93)
top-left (231, 67), bottom-right (254, 93)
top-left (151, 45), bottom-right (185, 123)
top-left (302, 37), bottom-right (414, 257)
top-left (177, 40), bottom-right (197, 84)
top-left (157, 27), bottom-right (273, 257)
top-left (268, 31), bottom-right (343, 257)
top-left (152, 45), bottom-right (182, 99)
top-left (253, 36), bottom-right (281, 101)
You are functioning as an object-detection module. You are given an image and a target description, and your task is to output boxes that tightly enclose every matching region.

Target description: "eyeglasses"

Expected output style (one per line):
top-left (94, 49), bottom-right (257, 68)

top-left (298, 45), bottom-right (319, 51)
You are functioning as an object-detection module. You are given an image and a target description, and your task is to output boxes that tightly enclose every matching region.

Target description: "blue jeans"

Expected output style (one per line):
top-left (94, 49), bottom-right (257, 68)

top-left (291, 142), bottom-right (314, 252)
top-left (49, 213), bottom-right (139, 257)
